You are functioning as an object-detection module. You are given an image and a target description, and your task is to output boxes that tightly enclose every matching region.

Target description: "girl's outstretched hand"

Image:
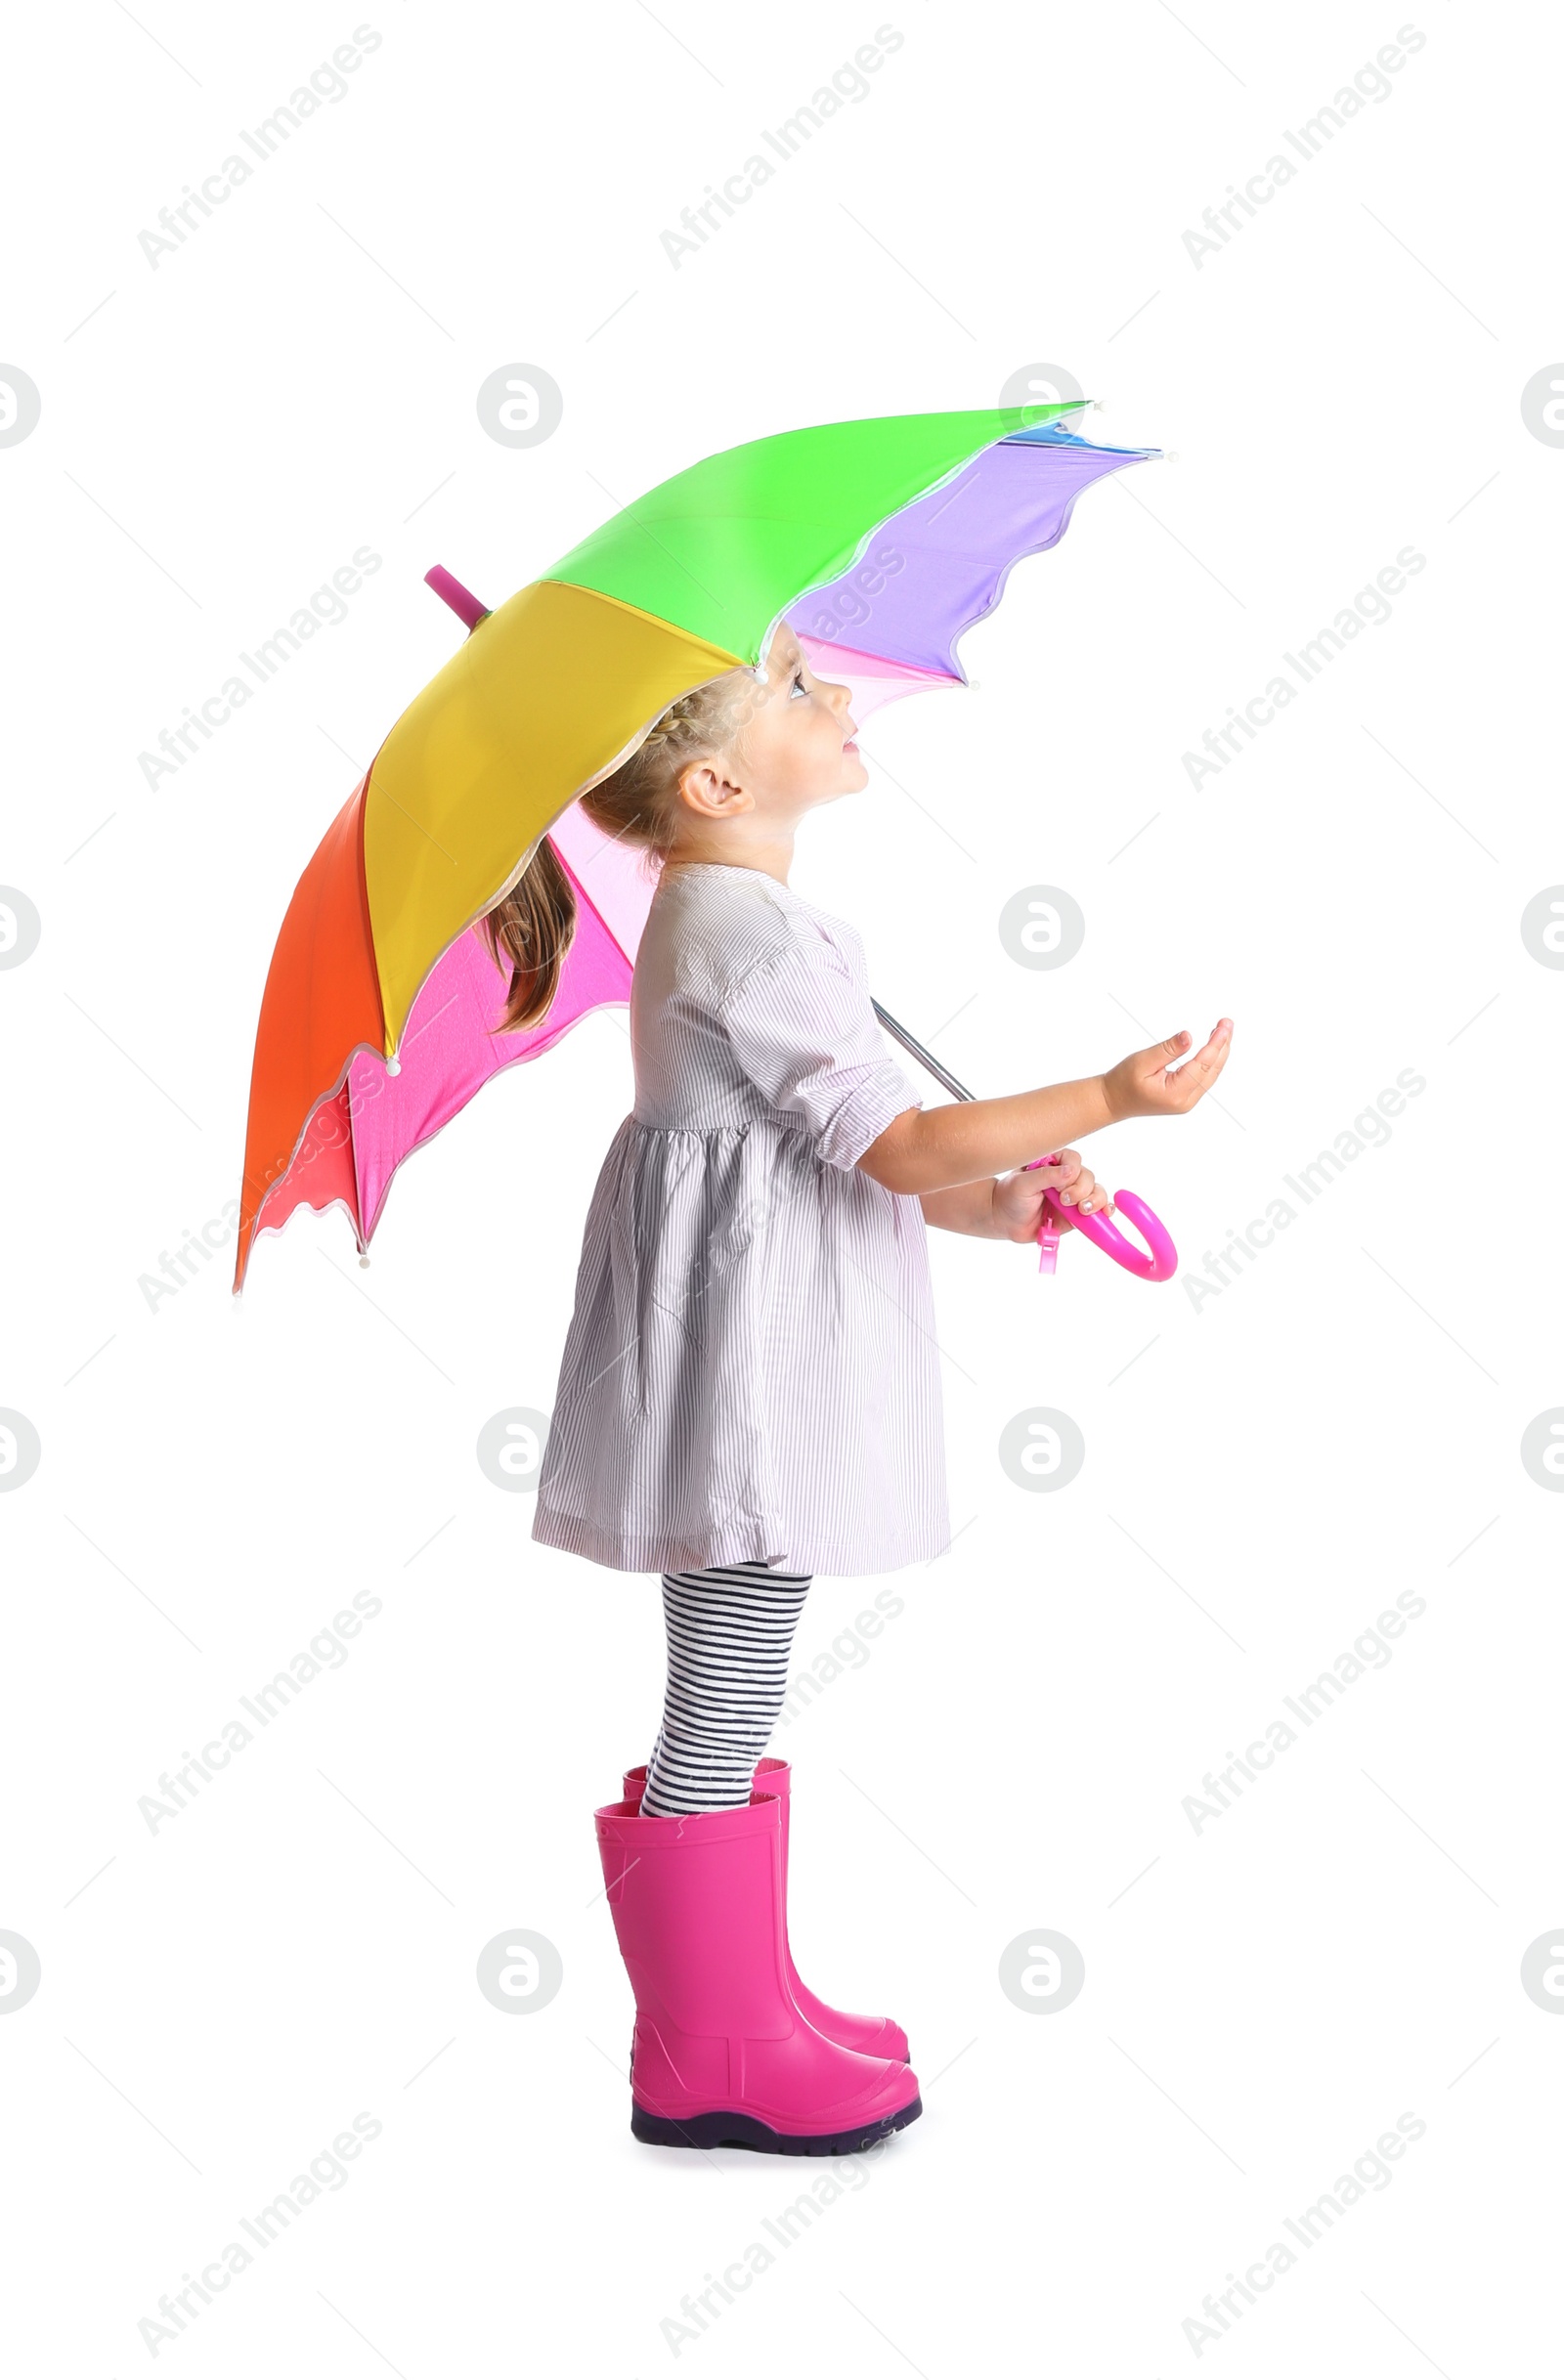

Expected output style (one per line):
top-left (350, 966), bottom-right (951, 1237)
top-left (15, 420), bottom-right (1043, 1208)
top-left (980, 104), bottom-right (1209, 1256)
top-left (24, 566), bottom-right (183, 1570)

top-left (1103, 1018), bottom-right (1234, 1122)
top-left (991, 1148), bottom-right (1110, 1244)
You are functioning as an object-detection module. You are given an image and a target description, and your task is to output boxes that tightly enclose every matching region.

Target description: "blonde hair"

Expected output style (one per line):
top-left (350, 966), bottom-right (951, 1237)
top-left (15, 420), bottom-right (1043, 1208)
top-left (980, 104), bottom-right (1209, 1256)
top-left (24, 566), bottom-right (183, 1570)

top-left (480, 668), bottom-right (760, 1032)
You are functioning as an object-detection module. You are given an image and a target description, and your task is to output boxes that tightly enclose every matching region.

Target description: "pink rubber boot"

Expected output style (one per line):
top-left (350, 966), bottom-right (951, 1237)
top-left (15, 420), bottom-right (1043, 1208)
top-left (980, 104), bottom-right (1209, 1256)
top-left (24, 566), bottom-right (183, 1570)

top-left (623, 1756), bottom-right (910, 2063)
top-left (594, 1790), bottom-right (922, 2155)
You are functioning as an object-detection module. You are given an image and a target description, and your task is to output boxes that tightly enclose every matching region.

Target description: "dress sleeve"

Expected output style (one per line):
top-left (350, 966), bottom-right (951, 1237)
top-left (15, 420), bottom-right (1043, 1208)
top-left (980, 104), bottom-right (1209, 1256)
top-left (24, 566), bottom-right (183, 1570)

top-left (720, 929), bottom-right (924, 1170)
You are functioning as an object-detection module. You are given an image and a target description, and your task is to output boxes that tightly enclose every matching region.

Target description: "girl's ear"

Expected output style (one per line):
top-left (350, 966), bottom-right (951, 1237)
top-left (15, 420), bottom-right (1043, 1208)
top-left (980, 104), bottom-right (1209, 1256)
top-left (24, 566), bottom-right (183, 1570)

top-left (673, 757), bottom-right (713, 815)
top-left (676, 757), bottom-right (752, 822)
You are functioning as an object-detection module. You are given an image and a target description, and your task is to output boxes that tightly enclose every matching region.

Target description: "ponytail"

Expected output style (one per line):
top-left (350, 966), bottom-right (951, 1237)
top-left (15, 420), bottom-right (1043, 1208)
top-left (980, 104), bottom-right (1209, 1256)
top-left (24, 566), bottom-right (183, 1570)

top-left (480, 835), bottom-right (577, 1034)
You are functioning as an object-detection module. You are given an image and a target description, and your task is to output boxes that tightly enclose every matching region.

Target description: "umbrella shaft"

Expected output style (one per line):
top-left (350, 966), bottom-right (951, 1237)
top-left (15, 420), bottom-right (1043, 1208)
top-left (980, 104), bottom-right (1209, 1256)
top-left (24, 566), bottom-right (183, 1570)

top-left (870, 1000), bottom-right (976, 1103)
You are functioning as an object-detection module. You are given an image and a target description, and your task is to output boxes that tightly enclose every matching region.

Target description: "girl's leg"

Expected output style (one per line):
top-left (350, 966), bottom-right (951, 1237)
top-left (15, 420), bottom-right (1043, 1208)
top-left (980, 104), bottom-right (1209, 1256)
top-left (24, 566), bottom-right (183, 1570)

top-left (641, 1559), bottom-right (811, 1818)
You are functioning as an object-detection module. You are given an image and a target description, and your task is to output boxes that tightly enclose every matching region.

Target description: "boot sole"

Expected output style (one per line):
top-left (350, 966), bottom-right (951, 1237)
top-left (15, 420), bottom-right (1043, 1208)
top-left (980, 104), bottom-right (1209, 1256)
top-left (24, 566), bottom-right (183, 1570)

top-left (630, 2094), bottom-right (922, 2157)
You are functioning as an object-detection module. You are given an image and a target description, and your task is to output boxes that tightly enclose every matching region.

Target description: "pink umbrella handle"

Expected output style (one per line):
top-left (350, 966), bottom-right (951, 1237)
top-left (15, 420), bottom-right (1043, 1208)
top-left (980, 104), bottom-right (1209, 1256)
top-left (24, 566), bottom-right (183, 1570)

top-left (1023, 1155), bottom-right (1178, 1283)
top-left (1045, 1186), bottom-right (1177, 1280)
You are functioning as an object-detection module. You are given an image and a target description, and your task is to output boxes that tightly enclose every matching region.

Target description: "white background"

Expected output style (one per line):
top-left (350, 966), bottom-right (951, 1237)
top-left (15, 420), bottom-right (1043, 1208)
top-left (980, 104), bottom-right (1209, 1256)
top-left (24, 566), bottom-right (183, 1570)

top-left (3, 0), bottom-right (1560, 2370)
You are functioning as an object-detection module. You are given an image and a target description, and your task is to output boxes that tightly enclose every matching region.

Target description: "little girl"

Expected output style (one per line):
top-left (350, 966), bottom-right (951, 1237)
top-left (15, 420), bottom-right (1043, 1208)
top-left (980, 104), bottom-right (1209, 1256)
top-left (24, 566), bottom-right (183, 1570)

top-left (486, 623), bottom-right (1232, 2158)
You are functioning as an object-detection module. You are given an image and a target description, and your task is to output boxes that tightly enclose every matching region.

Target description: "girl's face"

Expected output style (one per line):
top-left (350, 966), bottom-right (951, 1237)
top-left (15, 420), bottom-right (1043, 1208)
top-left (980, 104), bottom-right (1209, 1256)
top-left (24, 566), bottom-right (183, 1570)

top-left (675, 626), bottom-right (868, 841)
top-left (741, 625), bottom-right (868, 809)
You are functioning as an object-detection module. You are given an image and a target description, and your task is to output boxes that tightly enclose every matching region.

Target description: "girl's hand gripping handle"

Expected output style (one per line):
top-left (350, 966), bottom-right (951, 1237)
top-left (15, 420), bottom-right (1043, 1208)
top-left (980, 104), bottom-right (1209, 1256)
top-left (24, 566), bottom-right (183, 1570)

top-left (1023, 1155), bottom-right (1178, 1283)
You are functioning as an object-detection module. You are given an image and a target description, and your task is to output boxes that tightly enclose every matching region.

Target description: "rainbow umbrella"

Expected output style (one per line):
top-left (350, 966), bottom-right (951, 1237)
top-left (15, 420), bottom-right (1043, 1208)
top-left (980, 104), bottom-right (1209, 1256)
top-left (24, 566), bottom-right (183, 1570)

top-left (234, 403), bottom-right (1158, 1291)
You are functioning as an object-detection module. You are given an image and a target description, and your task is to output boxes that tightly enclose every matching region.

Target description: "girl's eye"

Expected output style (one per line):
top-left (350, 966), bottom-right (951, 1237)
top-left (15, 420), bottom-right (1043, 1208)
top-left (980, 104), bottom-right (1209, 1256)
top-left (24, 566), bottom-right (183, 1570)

top-left (789, 671), bottom-right (808, 698)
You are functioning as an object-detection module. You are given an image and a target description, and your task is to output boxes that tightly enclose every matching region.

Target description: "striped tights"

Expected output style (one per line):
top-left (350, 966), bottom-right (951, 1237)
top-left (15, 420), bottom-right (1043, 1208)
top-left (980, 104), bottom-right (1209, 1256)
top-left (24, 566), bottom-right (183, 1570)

top-left (641, 1559), bottom-right (812, 1818)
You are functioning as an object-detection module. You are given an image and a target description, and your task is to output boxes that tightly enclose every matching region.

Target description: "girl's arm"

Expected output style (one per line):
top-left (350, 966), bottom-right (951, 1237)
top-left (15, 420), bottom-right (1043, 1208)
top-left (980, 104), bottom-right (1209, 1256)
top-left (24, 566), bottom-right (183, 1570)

top-left (861, 1020), bottom-right (1234, 1197)
top-left (918, 1150), bottom-right (1105, 1240)
top-left (917, 1180), bottom-right (1009, 1237)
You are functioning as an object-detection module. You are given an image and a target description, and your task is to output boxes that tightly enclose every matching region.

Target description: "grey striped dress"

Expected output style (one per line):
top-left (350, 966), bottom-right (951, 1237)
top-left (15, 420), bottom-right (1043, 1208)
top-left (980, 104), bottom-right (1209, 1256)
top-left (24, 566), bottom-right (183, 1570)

top-left (531, 861), bottom-right (951, 1578)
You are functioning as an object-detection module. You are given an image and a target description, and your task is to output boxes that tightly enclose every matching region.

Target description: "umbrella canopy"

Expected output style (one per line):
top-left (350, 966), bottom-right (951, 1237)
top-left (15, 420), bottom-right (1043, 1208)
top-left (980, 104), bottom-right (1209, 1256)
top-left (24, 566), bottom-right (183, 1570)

top-left (234, 403), bottom-right (1157, 1291)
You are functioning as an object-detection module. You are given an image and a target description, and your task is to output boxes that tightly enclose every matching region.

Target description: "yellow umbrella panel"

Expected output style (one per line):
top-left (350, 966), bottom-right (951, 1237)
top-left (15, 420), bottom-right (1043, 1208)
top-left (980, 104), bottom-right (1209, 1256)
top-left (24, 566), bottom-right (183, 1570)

top-left (364, 580), bottom-right (745, 1052)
